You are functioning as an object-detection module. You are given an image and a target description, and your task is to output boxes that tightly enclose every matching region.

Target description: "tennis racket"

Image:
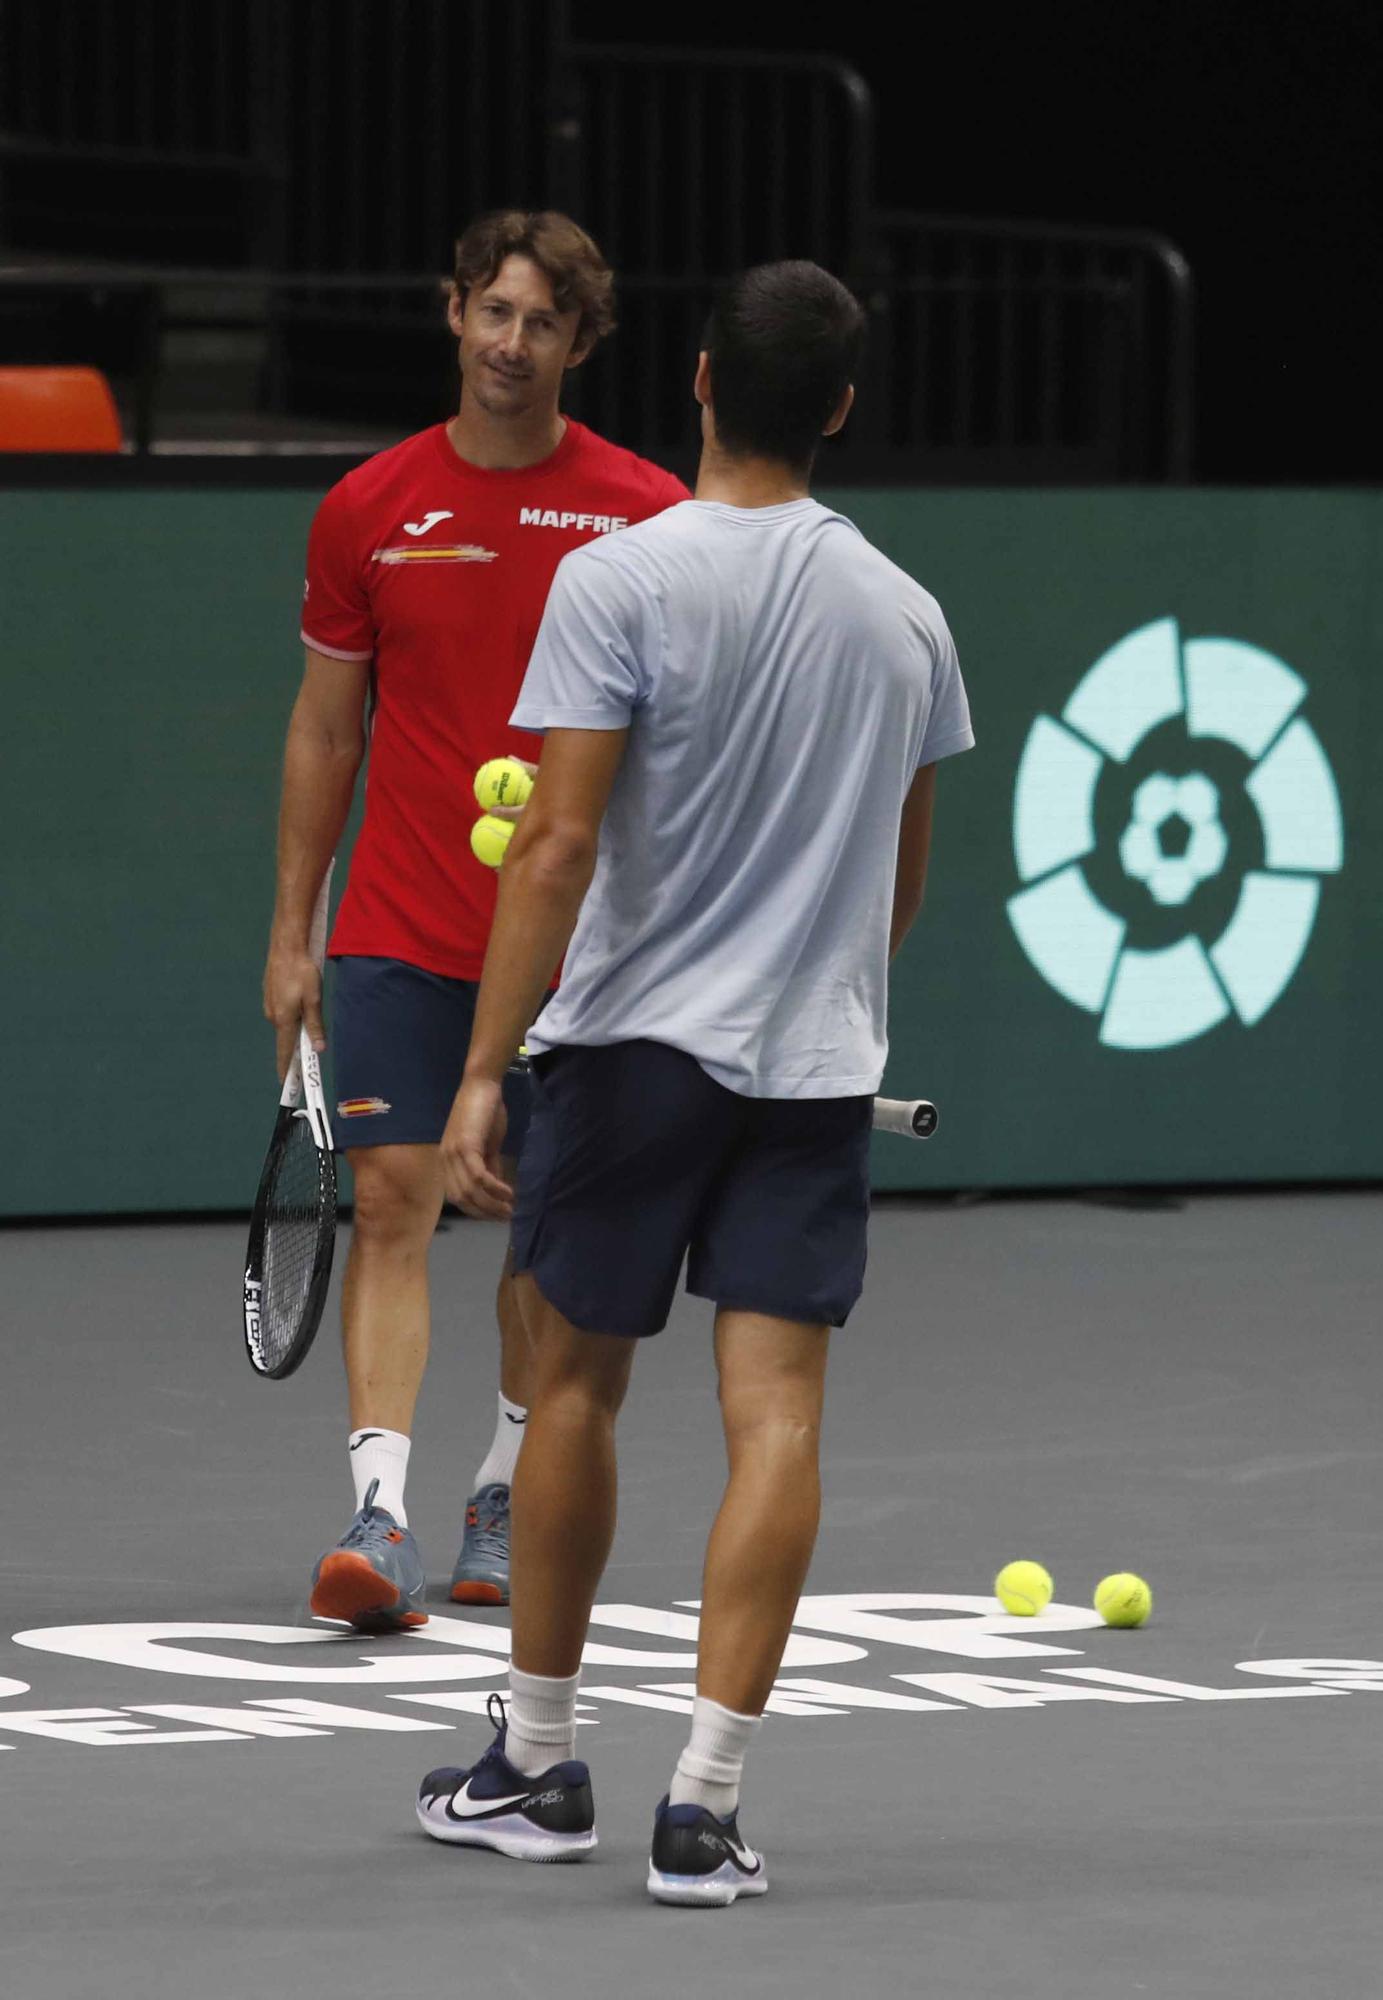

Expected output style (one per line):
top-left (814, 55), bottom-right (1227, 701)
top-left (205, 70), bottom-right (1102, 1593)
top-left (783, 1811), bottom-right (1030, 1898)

top-left (509, 1052), bottom-right (934, 1139)
top-left (243, 866), bottom-right (338, 1379)
top-left (872, 1096), bottom-right (938, 1139)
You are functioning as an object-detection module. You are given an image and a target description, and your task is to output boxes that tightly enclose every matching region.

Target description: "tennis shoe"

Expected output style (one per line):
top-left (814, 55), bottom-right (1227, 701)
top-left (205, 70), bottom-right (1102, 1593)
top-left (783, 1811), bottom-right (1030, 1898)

top-left (309, 1477), bottom-right (427, 1631)
top-left (647, 1795), bottom-right (769, 1907)
top-left (449, 1480), bottom-right (511, 1605)
top-left (416, 1692), bottom-right (596, 1861)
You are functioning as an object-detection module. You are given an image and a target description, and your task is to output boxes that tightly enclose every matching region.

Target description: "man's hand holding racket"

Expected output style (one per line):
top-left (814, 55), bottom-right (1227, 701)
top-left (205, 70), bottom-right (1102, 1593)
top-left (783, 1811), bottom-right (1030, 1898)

top-left (441, 1075), bottom-right (513, 1219)
top-left (263, 935), bottom-right (329, 1082)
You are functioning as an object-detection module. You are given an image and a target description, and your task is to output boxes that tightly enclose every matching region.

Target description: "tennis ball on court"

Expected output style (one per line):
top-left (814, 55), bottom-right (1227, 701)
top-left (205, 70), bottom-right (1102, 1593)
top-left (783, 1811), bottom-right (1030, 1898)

top-left (994, 1560), bottom-right (1053, 1616)
top-left (470, 813), bottom-right (515, 868)
top-left (474, 757), bottom-right (533, 812)
top-left (1095, 1572), bottom-right (1153, 1628)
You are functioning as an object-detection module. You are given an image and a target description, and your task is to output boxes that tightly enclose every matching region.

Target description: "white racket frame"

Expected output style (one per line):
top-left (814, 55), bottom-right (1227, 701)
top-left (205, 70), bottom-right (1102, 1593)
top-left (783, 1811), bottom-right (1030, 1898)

top-left (278, 863), bottom-right (335, 1155)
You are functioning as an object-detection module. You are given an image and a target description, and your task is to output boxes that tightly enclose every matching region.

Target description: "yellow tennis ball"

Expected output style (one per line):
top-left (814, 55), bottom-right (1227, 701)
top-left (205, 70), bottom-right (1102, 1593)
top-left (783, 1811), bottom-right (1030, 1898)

top-left (1095, 1572), bottom-right (1152, 1627)
top-left (474, 757), bottom-right (533, 812)
top-left (469, 813), bottom-right (515, 868)
top-left (994, 1560), bottom-right (1053, 1616)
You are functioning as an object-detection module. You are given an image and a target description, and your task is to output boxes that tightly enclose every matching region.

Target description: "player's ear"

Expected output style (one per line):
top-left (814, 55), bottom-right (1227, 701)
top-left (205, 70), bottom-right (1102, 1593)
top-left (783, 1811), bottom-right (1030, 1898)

top-left (823, 383), bottom-right (855, 438)
top-left (693, 351), bottom-right (711, 409)
top-left (446, 286), bottom-right (466, 340)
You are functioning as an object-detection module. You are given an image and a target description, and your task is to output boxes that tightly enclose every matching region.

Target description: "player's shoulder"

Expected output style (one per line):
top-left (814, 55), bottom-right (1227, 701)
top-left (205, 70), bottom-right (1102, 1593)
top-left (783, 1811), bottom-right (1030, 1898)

top-left (316, 426), bottom-right (446, 519)
top-left (568, 421), bottom-right (690, 512)
top-left (814, 504), bottom-right (949, 628)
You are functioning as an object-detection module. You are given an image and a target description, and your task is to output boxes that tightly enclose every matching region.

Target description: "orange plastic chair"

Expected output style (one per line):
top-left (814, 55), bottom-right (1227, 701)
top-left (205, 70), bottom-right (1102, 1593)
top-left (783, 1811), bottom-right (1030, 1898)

top-left (0, 366), bottom-right (124, 452)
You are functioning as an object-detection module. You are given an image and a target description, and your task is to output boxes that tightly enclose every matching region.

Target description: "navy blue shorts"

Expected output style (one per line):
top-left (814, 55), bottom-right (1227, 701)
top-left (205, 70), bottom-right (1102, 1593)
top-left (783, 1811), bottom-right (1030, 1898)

top-left (330, 955), bottom-right (535, 1156)
top-left (511, 1040), bottom-right (872, 1339)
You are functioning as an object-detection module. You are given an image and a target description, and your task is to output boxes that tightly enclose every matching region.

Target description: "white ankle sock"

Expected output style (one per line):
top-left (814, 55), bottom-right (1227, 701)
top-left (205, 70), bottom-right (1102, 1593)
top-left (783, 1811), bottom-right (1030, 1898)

top-left (472, 1391), bottom-right (527, 1492)
top-left (668, 1696), bottom-right (761, 1818)
top-left (348, 1427), bottom-right (411, 1526)
top-left (505, 1664), bottom-right (581, 1777)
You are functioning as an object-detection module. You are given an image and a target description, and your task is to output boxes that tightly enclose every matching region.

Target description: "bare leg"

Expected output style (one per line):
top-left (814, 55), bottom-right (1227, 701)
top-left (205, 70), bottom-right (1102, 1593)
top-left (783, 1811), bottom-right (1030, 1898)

top-left (462, 1173), bottom-right (531, 1490)
top-left (696, 1309), bottom-right (830, 1715)
top-left (507, 1274), bottom-right (636, 1678)
top-left (495, 1228), bottom-right (531, 1410)
top-left (342, 1145), bottom-right (444, 1433)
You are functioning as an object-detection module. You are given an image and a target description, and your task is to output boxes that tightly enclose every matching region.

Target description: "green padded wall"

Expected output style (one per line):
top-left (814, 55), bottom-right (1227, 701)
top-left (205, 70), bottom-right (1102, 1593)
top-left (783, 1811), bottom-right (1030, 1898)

top-left (2, 486), bottom-right (1379, 1213)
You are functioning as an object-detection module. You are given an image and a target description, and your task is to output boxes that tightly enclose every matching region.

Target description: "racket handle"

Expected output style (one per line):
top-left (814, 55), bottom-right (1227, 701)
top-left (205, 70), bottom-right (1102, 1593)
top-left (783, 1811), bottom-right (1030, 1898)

top-left (872, 1096), bottom-right (939, 1140)
top-left (308, 859), bottom-right (335, 969)
top-left (278, 1043), bottom-right (304, 1111)
top-left (285, 862), bottom-right (333, 1136)
top-left (299, 1025), bottom-right (334, 1153)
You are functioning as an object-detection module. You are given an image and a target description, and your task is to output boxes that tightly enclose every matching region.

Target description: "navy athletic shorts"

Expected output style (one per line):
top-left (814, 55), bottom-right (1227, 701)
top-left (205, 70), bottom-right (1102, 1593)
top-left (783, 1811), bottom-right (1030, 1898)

top-left (510, 1040), bottom-right (873, 1339)
top-left (330, 955), bottom-right (535, 1156)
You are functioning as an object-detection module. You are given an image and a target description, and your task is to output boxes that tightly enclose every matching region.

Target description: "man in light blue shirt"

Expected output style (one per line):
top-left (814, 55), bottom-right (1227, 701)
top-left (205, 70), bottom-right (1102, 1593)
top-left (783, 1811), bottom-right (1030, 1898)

top-left (418, 262), bottom-right (973, 1901)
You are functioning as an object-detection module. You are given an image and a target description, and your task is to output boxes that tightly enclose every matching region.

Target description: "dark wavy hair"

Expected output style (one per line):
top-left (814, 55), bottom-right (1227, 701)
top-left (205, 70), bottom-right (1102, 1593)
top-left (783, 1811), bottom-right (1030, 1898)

top-left (452, 209), bottom-right (616, 355)
top-left (704, 261), bottom-right (865, 472)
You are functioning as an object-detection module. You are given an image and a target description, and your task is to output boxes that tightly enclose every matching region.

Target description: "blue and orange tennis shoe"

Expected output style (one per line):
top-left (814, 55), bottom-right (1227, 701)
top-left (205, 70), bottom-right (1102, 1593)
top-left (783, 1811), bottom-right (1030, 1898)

top-left (647, 1795), bottom-right (769, 1907)
top-left (450, 1480), bottom-right (511, 1605)
top-left (416, 1692), bottom-right (596, 1861)
top-left (309, 1477), bottom-right (427, 1631)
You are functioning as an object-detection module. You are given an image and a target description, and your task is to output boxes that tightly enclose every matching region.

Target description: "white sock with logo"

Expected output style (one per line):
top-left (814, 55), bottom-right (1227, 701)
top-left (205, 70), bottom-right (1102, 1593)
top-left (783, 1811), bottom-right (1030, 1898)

top-left (472, 1391), bottom-right (527, 1492)
top-left (505, 1664), bottom-right (581, 1777)
top-left (668, 1696), bottom-right (762, 1819)
top-left (348, 1427), bottom-right (411, 1526)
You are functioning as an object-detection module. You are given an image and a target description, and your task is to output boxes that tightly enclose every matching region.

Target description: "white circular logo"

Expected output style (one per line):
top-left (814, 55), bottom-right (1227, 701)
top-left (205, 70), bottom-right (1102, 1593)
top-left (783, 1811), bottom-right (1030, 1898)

top-left (1007, 618), bottom-right (1344, 1050)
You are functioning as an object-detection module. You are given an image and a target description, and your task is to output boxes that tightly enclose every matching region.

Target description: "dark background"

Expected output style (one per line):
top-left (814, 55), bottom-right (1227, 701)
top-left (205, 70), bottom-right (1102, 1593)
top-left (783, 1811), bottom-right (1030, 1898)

top-left (2, 0), bottom-right (1376, 482)
top-left (596, 0), bottom-right (1382, 483)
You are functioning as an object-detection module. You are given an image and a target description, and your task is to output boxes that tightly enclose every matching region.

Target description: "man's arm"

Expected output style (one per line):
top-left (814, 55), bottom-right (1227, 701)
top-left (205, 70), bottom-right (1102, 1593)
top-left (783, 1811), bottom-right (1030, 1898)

top-left (262, 648), bottom-right (369, 1077)
top-left (441, 725), bottom-right (628, 1216)
top-left (890, 762), bottom-right (938, 961)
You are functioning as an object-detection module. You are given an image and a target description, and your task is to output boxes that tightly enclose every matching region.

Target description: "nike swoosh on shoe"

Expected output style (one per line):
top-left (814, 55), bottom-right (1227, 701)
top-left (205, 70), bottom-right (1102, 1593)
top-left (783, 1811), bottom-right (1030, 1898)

top-left (444, 1780), bottom-right (534, 1821)
top-left (726, 1842), bottom-right (762, 1875)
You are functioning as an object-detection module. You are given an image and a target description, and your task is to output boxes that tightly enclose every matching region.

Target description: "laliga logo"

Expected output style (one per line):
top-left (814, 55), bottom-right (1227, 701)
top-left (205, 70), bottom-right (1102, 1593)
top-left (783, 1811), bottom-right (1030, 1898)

top-left (1008, 619), bottom-right (1344, 1050)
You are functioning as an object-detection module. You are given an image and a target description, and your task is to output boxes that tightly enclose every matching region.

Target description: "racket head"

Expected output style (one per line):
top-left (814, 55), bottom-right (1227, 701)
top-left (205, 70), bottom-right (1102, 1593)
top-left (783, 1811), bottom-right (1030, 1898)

top-left (243, 1100), bottom-right (337, 1380)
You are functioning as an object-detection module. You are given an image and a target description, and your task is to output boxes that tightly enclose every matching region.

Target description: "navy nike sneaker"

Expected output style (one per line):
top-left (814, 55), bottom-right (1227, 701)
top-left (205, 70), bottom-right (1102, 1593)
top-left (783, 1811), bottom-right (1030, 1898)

top-left (416, 1692), bottom-right (596, 1862)
top-left (647, 1795), bottom-right (769, 1907)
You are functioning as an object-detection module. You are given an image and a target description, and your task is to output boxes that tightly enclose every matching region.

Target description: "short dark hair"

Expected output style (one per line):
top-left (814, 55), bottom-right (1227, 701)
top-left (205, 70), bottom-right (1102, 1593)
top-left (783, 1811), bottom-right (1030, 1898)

top-left (703, 261), bottom-right (865, 472)
top-left (453, 209), bottom-right (616, 354)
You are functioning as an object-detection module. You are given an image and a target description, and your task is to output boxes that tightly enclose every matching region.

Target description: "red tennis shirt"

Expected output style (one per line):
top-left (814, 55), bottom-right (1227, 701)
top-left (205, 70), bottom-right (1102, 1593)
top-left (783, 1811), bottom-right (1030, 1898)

top-left (302, 420), bottom-right (689, 977)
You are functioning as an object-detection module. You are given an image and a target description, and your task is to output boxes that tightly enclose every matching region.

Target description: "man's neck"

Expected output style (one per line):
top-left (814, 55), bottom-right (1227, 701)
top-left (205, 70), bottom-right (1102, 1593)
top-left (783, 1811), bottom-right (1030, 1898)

top-left (694, 444), bottom-right (810, 509)
top-left (445, 397), bottom-right (568, 473)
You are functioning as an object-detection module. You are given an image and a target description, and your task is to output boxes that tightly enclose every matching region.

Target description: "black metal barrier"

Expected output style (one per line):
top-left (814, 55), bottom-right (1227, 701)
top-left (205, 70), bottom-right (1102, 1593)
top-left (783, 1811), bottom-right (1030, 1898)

top-left (0, 5), bottom-right (1194, 480)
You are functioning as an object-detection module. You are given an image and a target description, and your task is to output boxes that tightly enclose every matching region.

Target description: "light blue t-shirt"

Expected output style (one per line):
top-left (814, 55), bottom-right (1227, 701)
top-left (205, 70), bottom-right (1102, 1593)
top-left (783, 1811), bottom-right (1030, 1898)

top-left (511, 497), bottom-right (973, 1098)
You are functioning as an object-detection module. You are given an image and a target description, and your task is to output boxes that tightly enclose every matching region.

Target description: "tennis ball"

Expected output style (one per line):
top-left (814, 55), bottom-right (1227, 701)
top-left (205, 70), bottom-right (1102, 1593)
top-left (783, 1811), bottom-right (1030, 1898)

top-left (994, 1560), bottom-right (1053, 1616)
top-left (474, 757), bottom-right (533, 812)
top-left (470, 813), bottom-right (515, 869)
top-left (1095, 1572), bottom-right (1152, 1628)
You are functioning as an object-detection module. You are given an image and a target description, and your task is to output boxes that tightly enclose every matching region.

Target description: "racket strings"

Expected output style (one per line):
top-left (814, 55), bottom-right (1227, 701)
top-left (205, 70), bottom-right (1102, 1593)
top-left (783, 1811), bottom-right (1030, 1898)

top-left (258, 1119), bottom-right (333, 1368)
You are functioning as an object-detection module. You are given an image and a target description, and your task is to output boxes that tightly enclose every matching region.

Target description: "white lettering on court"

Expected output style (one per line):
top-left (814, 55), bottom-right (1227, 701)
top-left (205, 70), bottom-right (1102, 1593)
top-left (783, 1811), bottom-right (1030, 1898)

top-left (10, 1607), bottom-right (849, 1681)
top-left (716, 1593), bottom-right (1103, 1661)
top-left (5, 1609), bottom-right (1380, 1753)
top-left (1236, 1658), bottom-right (1383, 1690)
top-left (10, 1622), bottom-right (504, 1685)
top-left (129, 1699), bottom-right (450, 1738)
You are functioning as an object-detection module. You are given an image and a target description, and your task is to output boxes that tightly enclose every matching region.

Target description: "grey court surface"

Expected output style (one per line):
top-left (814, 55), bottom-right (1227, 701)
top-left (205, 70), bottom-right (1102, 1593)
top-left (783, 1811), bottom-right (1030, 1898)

top-left (2, 1191), bottom-right (1381, 1999)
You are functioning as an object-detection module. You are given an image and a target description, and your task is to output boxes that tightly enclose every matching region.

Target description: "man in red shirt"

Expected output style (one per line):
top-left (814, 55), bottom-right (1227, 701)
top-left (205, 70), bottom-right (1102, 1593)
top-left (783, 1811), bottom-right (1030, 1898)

top-left (263, 210), bottom-right (688, 1630)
